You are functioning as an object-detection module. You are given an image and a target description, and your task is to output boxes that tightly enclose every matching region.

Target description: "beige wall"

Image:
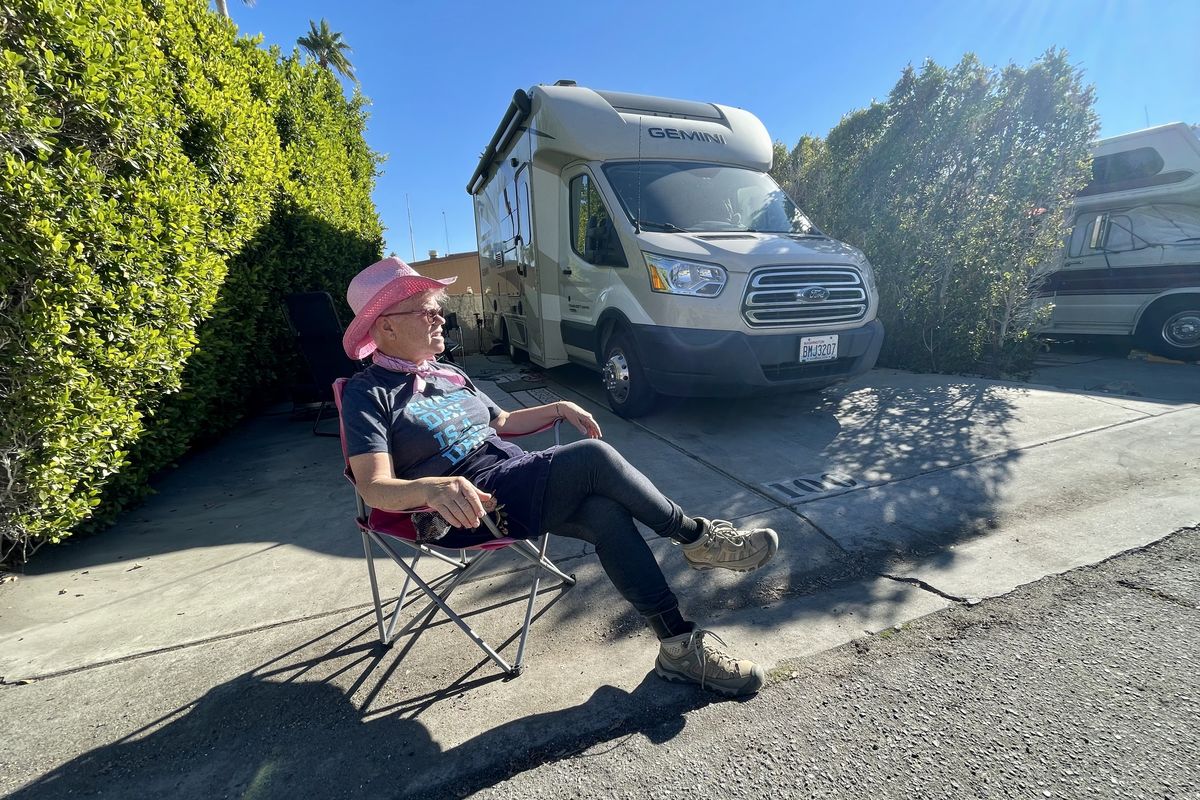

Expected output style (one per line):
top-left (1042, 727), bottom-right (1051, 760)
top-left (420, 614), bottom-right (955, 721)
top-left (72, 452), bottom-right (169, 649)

top-left (408, 251), bottom-right (482, 295)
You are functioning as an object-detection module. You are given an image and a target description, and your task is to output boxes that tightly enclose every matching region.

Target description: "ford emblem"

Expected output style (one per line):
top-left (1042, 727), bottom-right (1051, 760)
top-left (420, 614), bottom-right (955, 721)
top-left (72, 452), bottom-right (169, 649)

top-left (800, 286), bottom-right (829, 302)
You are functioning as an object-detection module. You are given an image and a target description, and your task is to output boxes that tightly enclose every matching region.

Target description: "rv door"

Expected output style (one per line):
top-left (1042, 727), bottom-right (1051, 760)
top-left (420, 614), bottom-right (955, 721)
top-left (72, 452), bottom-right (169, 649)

top-left (516, 165), bottom-right (540, 358)
top-left (560, 169), bottom-right (628, 363)
top-left (499, 164), bottom-right (538, 359)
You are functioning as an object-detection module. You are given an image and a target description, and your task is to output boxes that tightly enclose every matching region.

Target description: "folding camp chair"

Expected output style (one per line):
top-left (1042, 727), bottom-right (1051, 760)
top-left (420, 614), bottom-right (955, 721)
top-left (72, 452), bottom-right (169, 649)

top-left (283, 292), bottom-right (363, 436)
top-left (331, 377), bottom-right (577, 677)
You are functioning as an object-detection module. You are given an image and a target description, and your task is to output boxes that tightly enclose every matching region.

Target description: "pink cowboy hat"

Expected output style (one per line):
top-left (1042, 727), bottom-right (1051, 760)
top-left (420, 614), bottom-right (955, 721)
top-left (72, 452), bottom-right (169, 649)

top-left (342, 256), bottom-right (456, 359)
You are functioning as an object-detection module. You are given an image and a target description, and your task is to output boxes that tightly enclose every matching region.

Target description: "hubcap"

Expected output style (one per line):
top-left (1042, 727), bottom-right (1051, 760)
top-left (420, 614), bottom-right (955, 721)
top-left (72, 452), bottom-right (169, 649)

top-left (1163, 310), bottom-right (1200, 349)
top-left (603, 350), bottom-right (631, 403)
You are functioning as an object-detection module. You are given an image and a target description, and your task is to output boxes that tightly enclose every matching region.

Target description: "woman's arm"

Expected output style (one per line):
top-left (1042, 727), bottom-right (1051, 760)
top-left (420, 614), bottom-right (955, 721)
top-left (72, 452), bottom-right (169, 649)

top-left (491, 400), bottom-right (602, 439)
top-left (348, 452), bottom-right (493, 528)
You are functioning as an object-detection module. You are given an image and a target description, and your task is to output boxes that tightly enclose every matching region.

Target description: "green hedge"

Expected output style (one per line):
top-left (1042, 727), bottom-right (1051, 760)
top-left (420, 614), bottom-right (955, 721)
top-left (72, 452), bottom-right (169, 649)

top-left (0, 0), bottom-right (383, 565)
top-left (772, 51), bottom-right (1097, 375)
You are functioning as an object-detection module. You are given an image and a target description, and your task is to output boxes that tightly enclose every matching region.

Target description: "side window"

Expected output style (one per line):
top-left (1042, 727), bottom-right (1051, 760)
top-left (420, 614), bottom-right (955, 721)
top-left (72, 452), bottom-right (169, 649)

top-left (1104, 215), bottom-right (1136, 252)
top-left (1068, 212), bottom-right (1101, 257)
top-left (1068, 211), bottom-right (1150, 257)
top-left (569, 173), bottom-right (628, 267)
top-left (1090, 147), bottom-right (1164, 188)
top-left (517, 172), bottom-right (531, 246)
top-left (501, 183), bottom-right (516, 245)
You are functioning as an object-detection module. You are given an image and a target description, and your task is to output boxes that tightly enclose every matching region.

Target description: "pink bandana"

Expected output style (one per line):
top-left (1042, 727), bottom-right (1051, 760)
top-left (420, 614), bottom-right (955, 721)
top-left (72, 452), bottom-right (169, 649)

top-left (372, 351), bottom-right (467, 393)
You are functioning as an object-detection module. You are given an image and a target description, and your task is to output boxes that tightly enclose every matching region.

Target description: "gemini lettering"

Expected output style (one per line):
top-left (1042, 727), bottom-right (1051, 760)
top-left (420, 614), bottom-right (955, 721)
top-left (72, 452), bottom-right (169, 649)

top-left (646, 127), bottom-right (727, 144)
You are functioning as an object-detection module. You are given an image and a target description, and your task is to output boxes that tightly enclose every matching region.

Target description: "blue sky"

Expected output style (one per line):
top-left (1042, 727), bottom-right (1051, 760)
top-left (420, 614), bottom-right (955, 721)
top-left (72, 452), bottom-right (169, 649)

top-left (226, 0), bottom-right (1199, 260)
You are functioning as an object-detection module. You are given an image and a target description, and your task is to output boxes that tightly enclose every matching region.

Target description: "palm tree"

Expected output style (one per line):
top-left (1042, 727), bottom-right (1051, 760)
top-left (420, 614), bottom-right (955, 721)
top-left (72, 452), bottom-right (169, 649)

top-left (213, 0), bottom-right (255, 19)
top-left (297, 19), bottom-right (357, 83)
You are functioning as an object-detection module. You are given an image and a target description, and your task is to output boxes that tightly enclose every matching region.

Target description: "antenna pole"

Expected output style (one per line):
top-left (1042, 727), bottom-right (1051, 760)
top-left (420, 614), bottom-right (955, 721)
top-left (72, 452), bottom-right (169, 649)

top-left (443, 210), bottom-right (450, 253)
top-left (635, 116), bottom-right (643, 234)
top-left (406, 194), bottom-right (416, 261)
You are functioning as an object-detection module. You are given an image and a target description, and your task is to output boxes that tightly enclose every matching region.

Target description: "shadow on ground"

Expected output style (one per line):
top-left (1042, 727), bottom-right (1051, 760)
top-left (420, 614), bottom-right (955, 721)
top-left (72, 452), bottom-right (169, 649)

top-left (9, 611), bottom-right (715, 800)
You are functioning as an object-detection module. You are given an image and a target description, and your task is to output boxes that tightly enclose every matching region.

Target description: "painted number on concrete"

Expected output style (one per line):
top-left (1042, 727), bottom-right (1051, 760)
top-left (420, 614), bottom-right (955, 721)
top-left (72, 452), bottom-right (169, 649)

top-left (763, 471), bottom-right (861, 503)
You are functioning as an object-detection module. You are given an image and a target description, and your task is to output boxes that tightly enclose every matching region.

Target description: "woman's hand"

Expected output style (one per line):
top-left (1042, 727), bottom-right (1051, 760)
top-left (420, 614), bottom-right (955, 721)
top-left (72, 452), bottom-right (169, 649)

top-left (555, 401), bottom-right (602, 439)
top-left (420, 476), bottom-right (493, 529)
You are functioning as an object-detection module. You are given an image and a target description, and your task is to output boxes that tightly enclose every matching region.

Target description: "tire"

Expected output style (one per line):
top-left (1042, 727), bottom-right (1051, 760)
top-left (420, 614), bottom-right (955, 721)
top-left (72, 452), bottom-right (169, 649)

top-left (500, 321), bottom-right (528, 364)
top-left (1136, 296), bottom-right (1200, 362)
top-left (601, 328), bottom-right (657, 418)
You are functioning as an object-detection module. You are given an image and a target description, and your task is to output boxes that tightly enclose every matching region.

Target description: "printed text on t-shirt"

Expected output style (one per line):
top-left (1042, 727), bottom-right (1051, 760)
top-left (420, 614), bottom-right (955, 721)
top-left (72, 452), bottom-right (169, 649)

top-left (408, 391), bottom-right (490, 465)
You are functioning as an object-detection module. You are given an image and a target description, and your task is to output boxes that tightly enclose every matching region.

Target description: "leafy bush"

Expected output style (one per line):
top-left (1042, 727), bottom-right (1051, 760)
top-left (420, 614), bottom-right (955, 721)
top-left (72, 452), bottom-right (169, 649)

top-left (773, 51), bottom-right (1097, 375)
top-left (0, 0), bottom-right (382, 565)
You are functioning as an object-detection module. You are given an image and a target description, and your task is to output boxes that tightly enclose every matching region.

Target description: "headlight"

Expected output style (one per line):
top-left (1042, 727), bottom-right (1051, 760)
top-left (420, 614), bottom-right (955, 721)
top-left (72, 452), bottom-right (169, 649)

top-left (643, 253), bottom-right (726, 296)
top-left (859, 256), bottom-right (878, 292)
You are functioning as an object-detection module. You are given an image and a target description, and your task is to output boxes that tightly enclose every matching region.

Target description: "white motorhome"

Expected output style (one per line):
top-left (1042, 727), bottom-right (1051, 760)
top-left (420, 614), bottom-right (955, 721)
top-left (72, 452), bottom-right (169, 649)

top-left (467, 81), bottom-right (884, 416)
top-left (1037, 122), bottom-right (1200, 361)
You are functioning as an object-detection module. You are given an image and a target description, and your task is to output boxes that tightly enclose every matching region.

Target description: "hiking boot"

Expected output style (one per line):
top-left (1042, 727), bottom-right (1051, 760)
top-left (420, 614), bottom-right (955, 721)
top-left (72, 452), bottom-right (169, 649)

top-left (681, 518), bottom-right (778, 572)
top-left (654, 628), bottom-right (765, 697)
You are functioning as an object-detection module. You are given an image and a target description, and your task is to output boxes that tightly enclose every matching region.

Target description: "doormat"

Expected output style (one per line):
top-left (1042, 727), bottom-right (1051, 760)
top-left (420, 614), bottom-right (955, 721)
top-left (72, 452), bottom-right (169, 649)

top-left (495, 377), bottom-right (547, 393)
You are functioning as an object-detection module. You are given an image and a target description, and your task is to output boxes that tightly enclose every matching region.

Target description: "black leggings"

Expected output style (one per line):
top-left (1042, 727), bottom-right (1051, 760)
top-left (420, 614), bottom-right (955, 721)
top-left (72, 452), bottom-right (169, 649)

top-left (539, 439), bottom-right (697, 622)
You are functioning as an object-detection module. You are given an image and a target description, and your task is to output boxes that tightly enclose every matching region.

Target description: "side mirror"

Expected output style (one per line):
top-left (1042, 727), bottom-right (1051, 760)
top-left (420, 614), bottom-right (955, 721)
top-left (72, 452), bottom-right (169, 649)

top-left (597, 220), bottom-right (627, 267)
top-left (585, 218), bottom-right (627, 267)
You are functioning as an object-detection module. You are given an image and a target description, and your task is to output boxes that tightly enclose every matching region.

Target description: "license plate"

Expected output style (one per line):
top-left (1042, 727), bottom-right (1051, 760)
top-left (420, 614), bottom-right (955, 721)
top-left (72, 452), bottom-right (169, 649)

top-left (799, 335), bottom-right (838, 363)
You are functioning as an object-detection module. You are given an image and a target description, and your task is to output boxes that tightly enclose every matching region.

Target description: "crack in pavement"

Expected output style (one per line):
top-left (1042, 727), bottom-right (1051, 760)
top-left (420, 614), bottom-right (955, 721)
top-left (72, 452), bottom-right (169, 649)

top-left (878, 573), bottom-right (969, 603)
top-left (1115, 578), bottom-right (1198, 610)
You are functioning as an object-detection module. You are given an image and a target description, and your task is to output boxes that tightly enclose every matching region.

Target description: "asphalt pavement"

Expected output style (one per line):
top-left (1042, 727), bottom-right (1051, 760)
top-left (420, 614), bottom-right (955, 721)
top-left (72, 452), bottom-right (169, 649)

top-left (478, 526), bottom-right (1200, 800)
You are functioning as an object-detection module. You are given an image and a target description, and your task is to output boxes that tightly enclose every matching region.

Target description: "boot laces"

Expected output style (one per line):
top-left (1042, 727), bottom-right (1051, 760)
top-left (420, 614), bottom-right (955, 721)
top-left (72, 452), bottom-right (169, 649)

top-left (707, 519), bottom-right (746, 546)
top-left (683, 628), bottom-right (739, 688)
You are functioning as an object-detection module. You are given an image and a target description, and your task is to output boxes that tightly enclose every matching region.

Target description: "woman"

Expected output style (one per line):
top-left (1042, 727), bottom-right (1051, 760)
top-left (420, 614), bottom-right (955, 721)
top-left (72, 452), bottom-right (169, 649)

top-left (339, 257), bottom-right (779, 697)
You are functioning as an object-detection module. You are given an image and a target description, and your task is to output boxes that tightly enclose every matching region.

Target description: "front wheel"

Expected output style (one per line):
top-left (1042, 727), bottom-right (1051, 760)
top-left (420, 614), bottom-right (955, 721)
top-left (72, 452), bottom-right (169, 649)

top-left (601, 329), bottom-right (657, 418)
top-left (1136, 296), bottom-right (1200, 362)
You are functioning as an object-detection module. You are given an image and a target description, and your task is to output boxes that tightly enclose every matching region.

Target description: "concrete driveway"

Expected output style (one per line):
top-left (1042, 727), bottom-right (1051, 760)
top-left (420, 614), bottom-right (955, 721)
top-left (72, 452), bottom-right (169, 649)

top-left (1, 351), bottom-right (1196, 798)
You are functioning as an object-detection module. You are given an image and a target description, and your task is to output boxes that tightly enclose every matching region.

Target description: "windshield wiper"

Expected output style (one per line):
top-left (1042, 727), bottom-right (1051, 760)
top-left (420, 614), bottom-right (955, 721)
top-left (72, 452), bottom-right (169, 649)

top-left (637, 220), bottom-right (688, 233)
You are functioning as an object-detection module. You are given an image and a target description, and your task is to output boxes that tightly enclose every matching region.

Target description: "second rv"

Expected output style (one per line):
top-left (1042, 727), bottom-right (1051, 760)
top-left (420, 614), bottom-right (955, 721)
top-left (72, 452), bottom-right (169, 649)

top-left (1037, 122), bottom-right (1200, 361)
top-left (468, 81), bottom-right (885, 416)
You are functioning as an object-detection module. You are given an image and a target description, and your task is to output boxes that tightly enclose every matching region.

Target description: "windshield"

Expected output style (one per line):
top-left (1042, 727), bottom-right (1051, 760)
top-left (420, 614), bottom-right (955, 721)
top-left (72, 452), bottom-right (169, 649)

top-left (602, 161), bottom-right (821, 236)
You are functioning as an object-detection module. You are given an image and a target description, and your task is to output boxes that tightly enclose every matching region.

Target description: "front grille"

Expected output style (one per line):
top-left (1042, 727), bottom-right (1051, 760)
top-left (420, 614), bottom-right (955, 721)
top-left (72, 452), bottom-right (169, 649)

top-left (742, 266), bottom-right (868, 327)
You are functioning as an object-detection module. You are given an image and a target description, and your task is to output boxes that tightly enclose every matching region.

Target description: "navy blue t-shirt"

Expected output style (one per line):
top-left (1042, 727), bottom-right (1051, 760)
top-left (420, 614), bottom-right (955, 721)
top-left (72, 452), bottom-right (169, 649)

top-left (341, 363), bottom-right (522, 478)
top-left (340, 363), bottom-right (556, 543)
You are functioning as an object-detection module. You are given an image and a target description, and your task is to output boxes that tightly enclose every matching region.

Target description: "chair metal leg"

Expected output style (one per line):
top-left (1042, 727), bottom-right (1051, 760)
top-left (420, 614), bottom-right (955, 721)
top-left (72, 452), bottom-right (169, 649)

top-left (384, 550), bottom-right (421, 644)
top-left (362, 531), bottom-right (388, 645)
top-left (386, 548), bottom-right (487, 643)
top-left (362, 525), bottom-right (575, 676)
top-left (364, 531), bottom-right (465, 647)
top-left (511, 538), bottom-right (578, 586)
top-left (373, 532), bottom-right (516, 674)
top-left (513, 535), bottom-right (554, 673)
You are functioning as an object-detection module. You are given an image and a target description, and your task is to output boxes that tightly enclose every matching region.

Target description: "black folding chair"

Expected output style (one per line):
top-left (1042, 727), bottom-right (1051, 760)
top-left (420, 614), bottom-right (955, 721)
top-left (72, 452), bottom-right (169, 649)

top-left (283, 292), bottom-right (363, 436)
top-left (441, 311), bottom-right (465, 364)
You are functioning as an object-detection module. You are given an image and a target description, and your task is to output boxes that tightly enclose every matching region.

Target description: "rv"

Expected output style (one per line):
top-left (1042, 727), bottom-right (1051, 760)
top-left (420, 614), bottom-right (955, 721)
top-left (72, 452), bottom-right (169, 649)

top-left (467, 81), bottom-right (884, 417)
top-left (1037, 122), bottom-right (1200, 361)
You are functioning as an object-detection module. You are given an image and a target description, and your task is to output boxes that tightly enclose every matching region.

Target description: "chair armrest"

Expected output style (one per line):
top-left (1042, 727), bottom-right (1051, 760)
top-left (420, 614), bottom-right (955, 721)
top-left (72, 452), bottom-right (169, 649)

top-left (498, 417), bottom-right (565, 446)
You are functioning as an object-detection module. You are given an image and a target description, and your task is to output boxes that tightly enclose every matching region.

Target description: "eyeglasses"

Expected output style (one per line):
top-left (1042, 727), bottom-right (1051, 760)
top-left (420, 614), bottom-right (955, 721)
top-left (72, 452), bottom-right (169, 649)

top-left (379, 307), bottom-right (445, 323)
